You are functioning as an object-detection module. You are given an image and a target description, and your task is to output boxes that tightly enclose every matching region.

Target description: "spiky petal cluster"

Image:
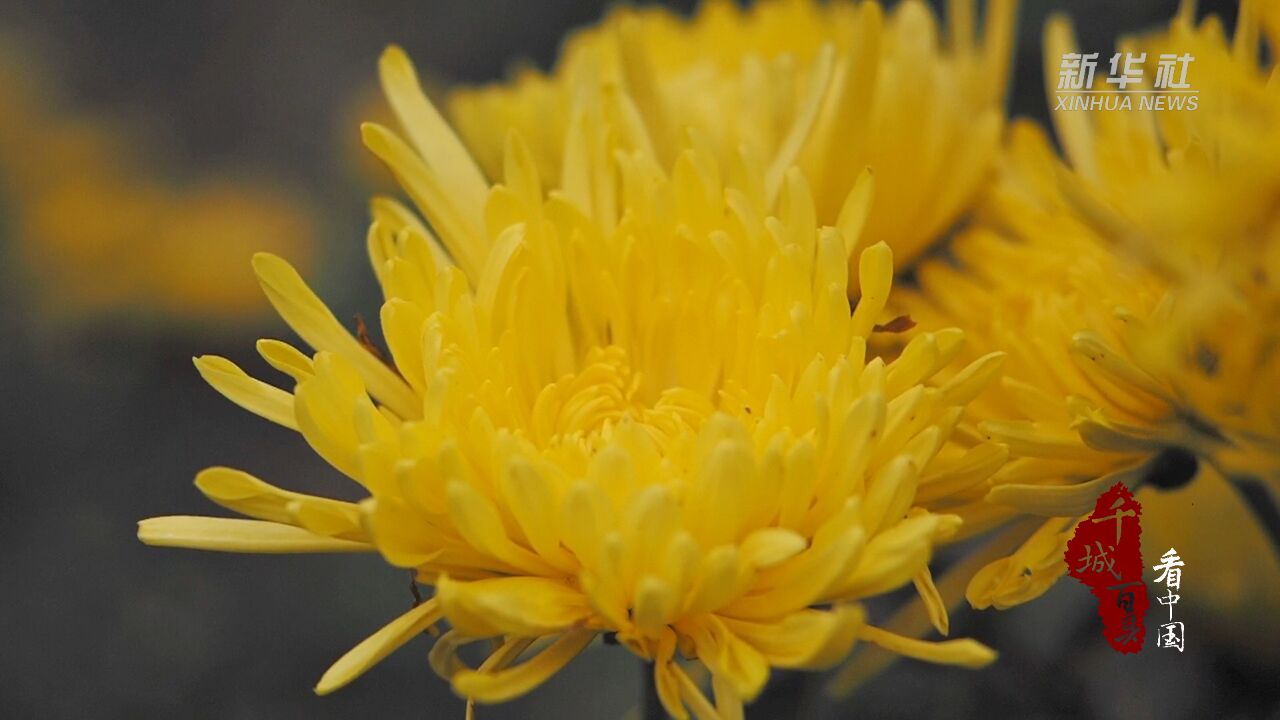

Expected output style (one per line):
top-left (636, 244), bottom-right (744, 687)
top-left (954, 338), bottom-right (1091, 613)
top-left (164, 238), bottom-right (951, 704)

top-left (139, 45), bottom-right (1004, 718)
top-left (449, 0), bottom-right (1017, 278)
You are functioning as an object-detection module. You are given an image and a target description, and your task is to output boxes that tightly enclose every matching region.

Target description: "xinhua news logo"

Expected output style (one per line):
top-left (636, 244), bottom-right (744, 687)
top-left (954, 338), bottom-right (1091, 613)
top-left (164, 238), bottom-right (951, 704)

top-left (1054, 52), bottom-right (1198, 111)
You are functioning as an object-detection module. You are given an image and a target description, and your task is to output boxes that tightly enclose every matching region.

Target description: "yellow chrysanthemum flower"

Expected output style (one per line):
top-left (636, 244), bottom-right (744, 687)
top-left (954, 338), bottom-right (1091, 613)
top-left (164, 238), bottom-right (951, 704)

top-left (140, 47), bottom-right (1005, 717)
top-left (449, 0), bottom-right (1017, 278)
top-left (895, 0), bottom-right (1280, 609)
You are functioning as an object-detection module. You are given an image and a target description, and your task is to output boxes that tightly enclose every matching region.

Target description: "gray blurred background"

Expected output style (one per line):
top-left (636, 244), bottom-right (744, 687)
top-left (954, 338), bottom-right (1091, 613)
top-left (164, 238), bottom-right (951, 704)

top-left (1, 1), bottom-right (1276, 718)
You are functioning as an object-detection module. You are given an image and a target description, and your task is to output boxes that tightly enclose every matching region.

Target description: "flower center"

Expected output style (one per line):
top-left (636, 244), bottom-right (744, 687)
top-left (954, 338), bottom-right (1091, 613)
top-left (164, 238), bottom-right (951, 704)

top-left (529, 345), bottom-right (716, 451)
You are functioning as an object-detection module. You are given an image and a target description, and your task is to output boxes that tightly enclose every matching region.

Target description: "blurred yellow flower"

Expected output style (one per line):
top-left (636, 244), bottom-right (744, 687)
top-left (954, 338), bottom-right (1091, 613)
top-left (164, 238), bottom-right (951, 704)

top-left (0, 45), bottom-right (316, 322)
top-left (895, 0), bottom-right (1280, 609)
top-left (895, 120), bottom-right (1183, 608)
top-left (449, 0), bottom-right (1017, 280)
top-left (1045, 0), bottom-right (1280, 482)
top-left (140, 46), bottom-right (1006, 717)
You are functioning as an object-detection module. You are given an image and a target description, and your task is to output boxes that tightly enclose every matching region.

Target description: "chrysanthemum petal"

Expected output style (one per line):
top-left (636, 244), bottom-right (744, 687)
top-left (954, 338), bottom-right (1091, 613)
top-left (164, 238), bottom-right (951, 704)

top-left (832, 513), bottom-right (955, 598)
top-left (835, 167), bottom-right (875, 259)
top-left (684, 545), bottom-right (746, 616)
top-left (380, 299), bottom-right (428, 394)
top-left (315, 598), bottom-right (443, 695)
top-left (938, 351), bottom-right (1005, 406)
top-left (1071, 331), bottom-right (1171, 403)
top-left (193, 355), bottom-right (297, 430)
top-left (194, 466), bottom-right (364, 540)
top-left (723, 526), bottom-right (863, 619)
top-left (721, 604), bottom-right (865, 669)
top-left (849, 242), bottom-right (894, 338)
top-left (378, 45), bottom-right (490, 223)
top-left (256, 338), bottom-right (315, 383)
top-left (915, 442), bottom-right (1008, 504)
top-left (138, 516), bottom-right (370, 553)
top-left (680, 615), bottom-right (770, 701)
top-left (436, 575), bottom-right (593, 637)
top-left (451, 628), bottom-right (596, 703)
top-left (361, 122), bottom-right (488, 280)
top-left (252, 252), bottom-right (420, 420)
top-left (739, 527), bottom-right (807, 570)
top-left (985, 463), bottom-right (1144, 516)
top-left (856, 624), bottom-right (996, 669)
top-left (1042, 15), bottom-right (1095, 179)
top-left (712, 672), bottom-right (745, 720)
top-left (671, 661), bottom-right (723, 720)
top-left (912, 566), bottom-right (949, 636)
top-left (447, 480), bottom-right (560, 575)
top-left (966, 516), bottom-right (1074, 610)
top-left (765, 43), bottom-right (836, 205)
top-left (979, 419), bottom-right (1089, 460)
